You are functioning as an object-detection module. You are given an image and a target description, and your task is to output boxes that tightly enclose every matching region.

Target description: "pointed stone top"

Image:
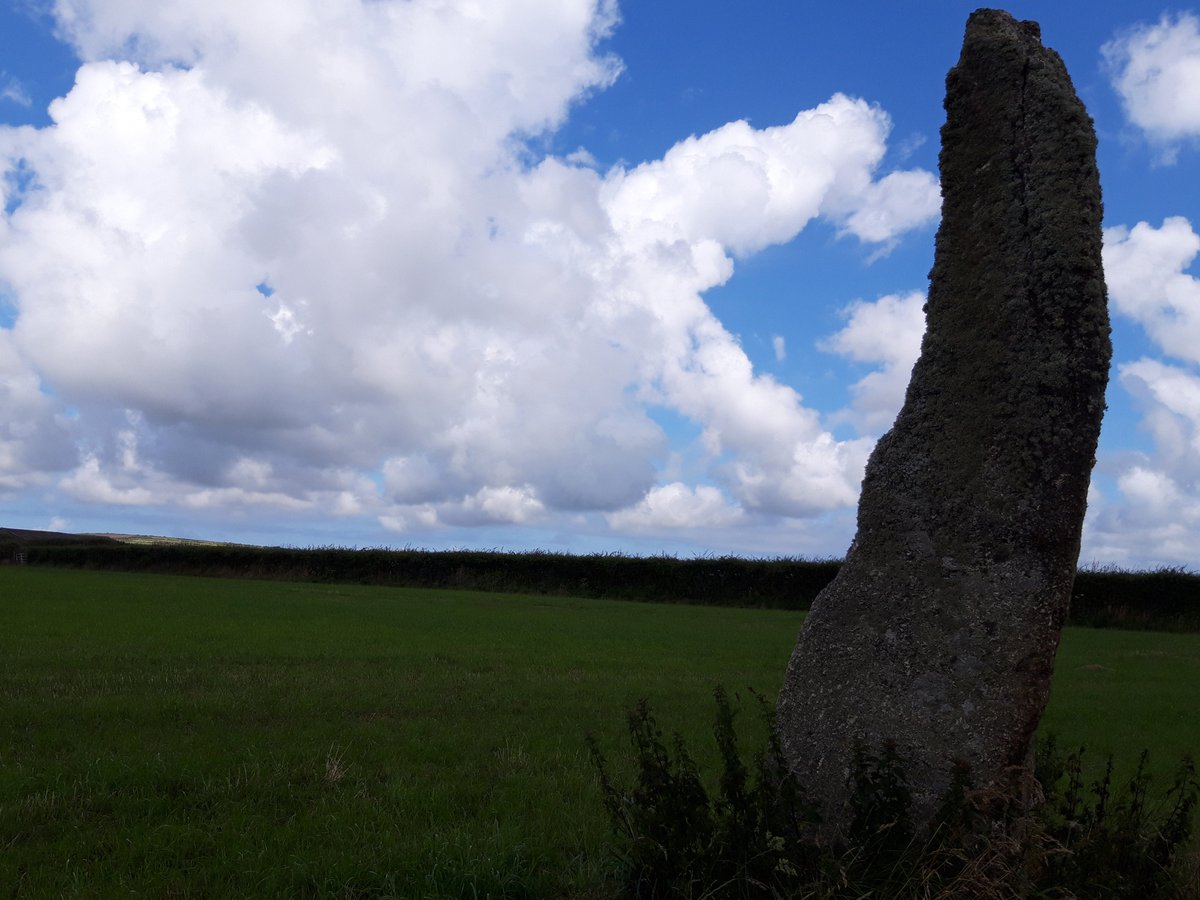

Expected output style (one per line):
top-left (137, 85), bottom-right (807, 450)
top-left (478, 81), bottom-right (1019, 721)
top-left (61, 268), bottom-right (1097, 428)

top-left (966, 8), bottom-right (1041, 44)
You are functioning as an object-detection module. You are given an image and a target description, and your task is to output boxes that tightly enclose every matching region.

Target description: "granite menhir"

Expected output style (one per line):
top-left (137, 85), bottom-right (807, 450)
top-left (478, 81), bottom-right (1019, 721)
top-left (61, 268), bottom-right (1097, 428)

top-left (777, 9), bottom-right (1110, 835)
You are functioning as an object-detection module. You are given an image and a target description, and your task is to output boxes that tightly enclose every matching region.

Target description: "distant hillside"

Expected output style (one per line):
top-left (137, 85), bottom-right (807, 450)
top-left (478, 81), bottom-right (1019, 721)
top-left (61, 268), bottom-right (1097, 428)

top-left (0, 528), bottom-right (232, 548)
top-left (0, 527), bottom-right (117, 545)
top-left (88, 533), bottom-right (242, 548)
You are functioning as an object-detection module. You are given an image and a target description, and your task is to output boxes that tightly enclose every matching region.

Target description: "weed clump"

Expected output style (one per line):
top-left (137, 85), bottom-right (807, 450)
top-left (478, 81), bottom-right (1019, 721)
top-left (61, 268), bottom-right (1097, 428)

top-left (1036, 735), bottom-right (1199, 898)
top-left (589, 689), bottom-right (1199, 899)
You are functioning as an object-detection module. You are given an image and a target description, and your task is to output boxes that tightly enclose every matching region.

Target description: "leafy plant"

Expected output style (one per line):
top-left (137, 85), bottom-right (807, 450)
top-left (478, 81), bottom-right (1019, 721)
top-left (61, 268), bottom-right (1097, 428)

top-left (591, 690), bottom-right (1200, 899)
top-left (589, 687), bottom-right (826, 898)
top-left (1035, 737), bottom-right (1199, 898)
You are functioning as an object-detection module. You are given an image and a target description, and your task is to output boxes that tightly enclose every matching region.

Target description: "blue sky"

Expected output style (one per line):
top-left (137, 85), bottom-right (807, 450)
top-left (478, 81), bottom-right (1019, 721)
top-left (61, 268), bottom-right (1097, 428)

top-left (2, 1), bottom-right (1199, 567)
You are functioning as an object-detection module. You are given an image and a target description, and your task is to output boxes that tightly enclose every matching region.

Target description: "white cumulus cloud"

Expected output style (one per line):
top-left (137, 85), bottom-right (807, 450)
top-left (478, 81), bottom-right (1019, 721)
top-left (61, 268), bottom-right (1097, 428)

top-left (1104, 12), bottom-right (1200, 160)
top-left (607, 482), bottom-right (743, 531)
top-left (839, 169), bottom-right (941, 245)
top-left (1088, 217), bottom-right (1200, 564)
top-left (0, 0), bottom-right (939, 541)
top-left (1103, 217), bottom-right (1200, 363)
top-left (602, 94), bottom-right (939, 257)
top-left (820, 291), bottom-right (926, 434)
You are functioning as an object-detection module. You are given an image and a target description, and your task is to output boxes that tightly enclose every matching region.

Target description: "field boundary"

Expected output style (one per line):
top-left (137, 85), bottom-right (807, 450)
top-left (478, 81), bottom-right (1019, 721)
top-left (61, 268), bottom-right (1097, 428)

top-left (2, 530), bottom-right (1196, 631)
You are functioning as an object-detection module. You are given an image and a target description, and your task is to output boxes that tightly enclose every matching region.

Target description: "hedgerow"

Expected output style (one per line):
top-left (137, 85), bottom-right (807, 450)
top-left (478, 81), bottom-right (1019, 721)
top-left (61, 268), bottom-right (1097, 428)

top-left (7, 535), bottom-right (1199, 630)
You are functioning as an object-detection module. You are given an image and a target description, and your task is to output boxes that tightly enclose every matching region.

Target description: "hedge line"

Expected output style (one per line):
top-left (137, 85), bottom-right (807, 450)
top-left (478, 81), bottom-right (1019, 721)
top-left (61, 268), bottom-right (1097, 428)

top-left (1071, 566), bottom-right (1200, 630)
top-left (10, 542), bottom-right (838, 608)
top-left (6, 539), bottom-right (1198, 631)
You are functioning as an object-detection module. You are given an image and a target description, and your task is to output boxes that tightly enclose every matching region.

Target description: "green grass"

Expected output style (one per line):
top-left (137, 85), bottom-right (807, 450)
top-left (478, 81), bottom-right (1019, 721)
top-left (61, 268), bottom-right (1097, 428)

top-left (1, 567), bottom-right (1197, 898)
top-left (1043, 628), bottom-right (1200, 770)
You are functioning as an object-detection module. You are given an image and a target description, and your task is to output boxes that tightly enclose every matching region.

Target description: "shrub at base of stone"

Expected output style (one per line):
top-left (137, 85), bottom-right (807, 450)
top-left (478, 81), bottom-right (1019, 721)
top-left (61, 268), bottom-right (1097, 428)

top-left (590, 691), bottom-right (1199, 899)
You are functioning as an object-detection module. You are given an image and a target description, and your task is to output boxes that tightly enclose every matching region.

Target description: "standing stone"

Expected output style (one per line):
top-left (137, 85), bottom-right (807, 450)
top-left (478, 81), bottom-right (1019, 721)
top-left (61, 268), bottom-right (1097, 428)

top-left (777, 9), bottom-right (1110, 834)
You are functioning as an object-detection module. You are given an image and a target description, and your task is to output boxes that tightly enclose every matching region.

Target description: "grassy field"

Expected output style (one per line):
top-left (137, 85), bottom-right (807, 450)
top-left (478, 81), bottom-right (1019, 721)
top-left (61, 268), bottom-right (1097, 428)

top-left (1, 567), bottom-right (1197, 897)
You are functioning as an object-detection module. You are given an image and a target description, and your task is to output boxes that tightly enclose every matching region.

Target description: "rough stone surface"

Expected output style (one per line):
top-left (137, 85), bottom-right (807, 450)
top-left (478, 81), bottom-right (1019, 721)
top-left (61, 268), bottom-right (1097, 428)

top-left (777, 9), bottom-right (1110, 835)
